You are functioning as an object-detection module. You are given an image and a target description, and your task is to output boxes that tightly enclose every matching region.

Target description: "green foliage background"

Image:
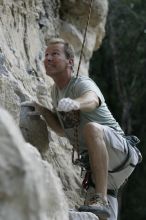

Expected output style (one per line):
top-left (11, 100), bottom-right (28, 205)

top-left (89, 0), bottom-right (146, 219)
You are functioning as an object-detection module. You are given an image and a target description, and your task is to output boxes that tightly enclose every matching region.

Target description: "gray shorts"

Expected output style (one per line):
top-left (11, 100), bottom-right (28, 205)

top-left (102, 125), bottom-right (139, 190)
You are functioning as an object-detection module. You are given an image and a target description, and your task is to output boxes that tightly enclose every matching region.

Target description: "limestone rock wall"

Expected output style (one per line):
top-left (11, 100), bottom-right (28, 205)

top-left (0, 107), bottom-right (69, 220)
top-left (0, 0), bottom-right (108, 218)
top-left (60, 0), bottom-right (108, 73)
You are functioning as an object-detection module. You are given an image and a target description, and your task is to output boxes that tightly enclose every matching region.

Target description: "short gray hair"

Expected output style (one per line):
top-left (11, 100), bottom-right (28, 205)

top-left (47, 38), bottom-right (75, 59)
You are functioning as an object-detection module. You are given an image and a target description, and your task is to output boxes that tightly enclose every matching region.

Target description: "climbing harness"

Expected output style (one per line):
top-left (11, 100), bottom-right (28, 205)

top-left (80, 135), bottom-right (142, 198)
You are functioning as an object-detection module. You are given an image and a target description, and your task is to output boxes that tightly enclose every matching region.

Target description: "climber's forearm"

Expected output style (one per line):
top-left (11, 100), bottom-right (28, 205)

top-left (75, 91), bottom-right (100, 112)
top-left (40, 107), bottom-right (65, 137)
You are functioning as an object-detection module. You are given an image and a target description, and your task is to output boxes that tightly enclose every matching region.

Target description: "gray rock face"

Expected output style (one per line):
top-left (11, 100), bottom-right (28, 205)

top-left (0, 107), bottom-right (100, 220)
top-left (0, 107), bottom-right (69, 220)
top-left (0, 77), bottom-right (21, 124)
top-left (60, 0), bottom-right (108, 74)
top-left (20, 105), bottom-right (49, 153)
top-left (0, 0), bottom-right (108, 217)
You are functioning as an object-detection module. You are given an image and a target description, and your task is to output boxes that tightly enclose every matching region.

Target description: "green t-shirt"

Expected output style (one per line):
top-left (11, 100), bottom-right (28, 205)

top-left (51, 75), bottom-right (124, 153)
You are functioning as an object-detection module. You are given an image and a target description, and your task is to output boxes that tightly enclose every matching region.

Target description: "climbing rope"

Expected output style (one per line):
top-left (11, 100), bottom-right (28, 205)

top-left (72, 0), bottom-right (93, 164)
top-left (76, 0), bottom-right (93, 78)
top-left (72, 110), bottom-right (80, 164)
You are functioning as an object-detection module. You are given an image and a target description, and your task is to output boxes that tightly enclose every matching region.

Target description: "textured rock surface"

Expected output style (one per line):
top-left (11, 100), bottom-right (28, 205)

top-left (20, 104), bottom-right (49, 153)
top-left (60, 0), bottom-right (108, 74)
top-left (0, 108), bottom-right (68, 220)
top-left (0, 0), bottom-right (108, 217)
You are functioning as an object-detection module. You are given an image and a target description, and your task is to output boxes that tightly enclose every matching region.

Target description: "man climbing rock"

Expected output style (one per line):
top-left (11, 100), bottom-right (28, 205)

top-left (23, 38), bottom-right (141, 220)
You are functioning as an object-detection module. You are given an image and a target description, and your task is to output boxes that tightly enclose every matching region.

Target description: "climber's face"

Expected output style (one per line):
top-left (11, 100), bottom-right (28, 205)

top-left (44, 43), bottom-right (73, 79)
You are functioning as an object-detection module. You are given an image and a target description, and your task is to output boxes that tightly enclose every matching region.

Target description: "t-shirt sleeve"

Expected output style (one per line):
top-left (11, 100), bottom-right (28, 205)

top-left (73, 77), bottom-right (105, 103)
